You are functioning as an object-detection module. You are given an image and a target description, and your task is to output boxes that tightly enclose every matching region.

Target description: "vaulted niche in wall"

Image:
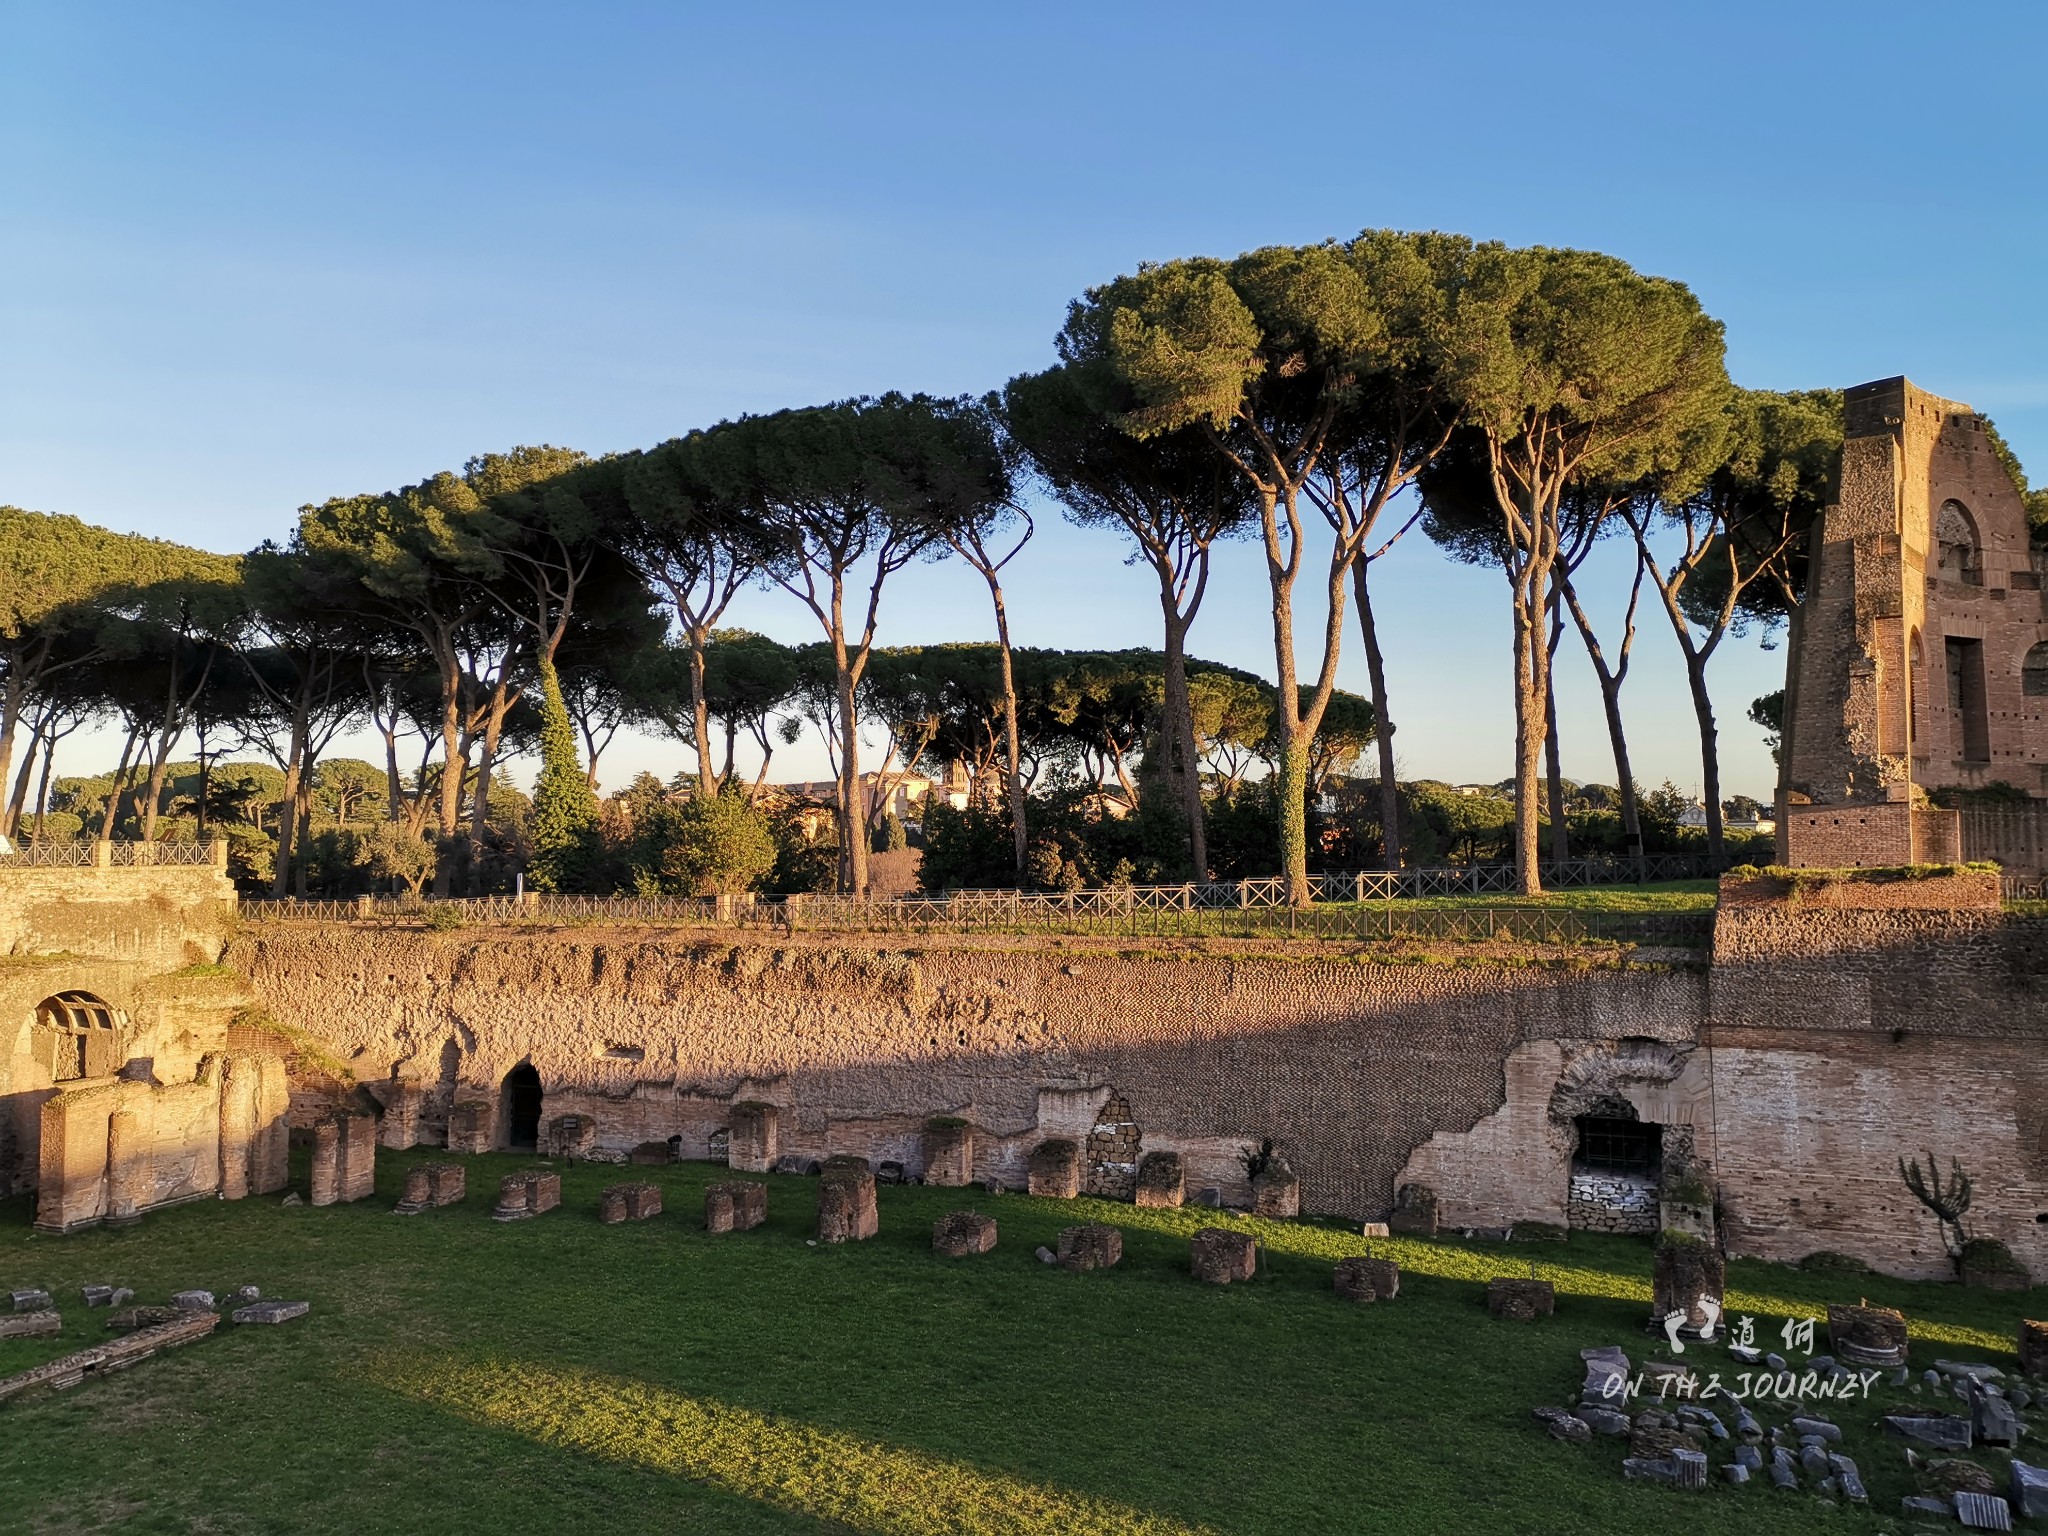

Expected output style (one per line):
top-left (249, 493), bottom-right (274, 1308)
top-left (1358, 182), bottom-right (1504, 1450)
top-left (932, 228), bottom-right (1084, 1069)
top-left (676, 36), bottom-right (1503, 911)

top-left (1946, 637), bottom-right (1990, 762)
top-left (1937, 499), bottom-right (1982, 585)
top-left (2025, 642), bottom-right (2048, 699)
top-left (1572, 1098), bottom-right (1660, 1176)
top-left (501, 1063), bottom-right (542, 1151)
top-left (30, 991), bottom-right (121, 1082)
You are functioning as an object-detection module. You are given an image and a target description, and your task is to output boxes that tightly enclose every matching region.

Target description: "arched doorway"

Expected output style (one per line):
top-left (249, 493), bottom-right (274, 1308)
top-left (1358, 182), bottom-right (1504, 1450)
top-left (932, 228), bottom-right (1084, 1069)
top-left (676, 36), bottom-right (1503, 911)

top-left (501, 1064), bottom-right (542, 1151)
top-left (31, 992), bottom-right (121, 1082)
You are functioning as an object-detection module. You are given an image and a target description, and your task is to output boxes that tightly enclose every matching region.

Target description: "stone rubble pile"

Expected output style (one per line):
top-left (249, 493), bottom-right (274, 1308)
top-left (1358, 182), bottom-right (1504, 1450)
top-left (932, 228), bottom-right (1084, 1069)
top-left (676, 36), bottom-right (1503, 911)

top-left (1540, 1322), bottom-right (2046, 1524)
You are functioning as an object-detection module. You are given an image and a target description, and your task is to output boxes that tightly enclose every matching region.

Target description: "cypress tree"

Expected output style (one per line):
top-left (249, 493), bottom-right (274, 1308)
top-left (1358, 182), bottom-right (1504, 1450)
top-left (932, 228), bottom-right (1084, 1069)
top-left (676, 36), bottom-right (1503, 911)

top-left (527, 654), bottom-right (599, 891)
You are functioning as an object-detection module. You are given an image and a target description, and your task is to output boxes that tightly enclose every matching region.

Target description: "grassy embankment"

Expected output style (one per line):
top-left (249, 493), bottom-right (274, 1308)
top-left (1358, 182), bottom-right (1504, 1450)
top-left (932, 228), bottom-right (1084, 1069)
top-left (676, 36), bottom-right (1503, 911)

top-left (1, 1149), bottom-right (2035, 1535)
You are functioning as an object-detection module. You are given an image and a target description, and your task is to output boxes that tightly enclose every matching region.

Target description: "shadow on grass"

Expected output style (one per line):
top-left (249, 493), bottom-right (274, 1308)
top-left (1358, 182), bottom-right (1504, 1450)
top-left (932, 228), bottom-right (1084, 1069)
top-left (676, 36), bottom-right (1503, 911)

top-left (379, 1351), bottom-right (1219, 1536)
top-left (1081, 1200), bottom-right (2027, 1355)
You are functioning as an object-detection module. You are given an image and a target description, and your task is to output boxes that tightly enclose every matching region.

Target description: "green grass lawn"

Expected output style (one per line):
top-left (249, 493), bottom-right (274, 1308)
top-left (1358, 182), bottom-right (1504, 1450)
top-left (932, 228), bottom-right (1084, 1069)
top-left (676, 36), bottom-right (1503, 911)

top-left (1, 1151), bottom-right (2035, 1534)
top-left (1329, 879), bottom-right (1720, 913)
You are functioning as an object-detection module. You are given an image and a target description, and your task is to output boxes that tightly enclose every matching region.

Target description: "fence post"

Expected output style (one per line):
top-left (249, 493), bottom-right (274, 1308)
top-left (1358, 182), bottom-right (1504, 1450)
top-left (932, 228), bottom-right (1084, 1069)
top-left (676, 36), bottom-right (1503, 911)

top-left (1237, 880), bottom-right (1250, 910)
top-left (92, 840), bottom-right (112, 869)
top-left (210, 837), bottom-right (229, 871)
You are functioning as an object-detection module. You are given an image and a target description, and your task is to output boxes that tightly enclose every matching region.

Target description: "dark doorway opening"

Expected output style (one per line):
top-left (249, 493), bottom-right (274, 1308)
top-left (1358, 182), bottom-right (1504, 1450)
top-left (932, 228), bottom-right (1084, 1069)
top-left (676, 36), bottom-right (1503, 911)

top-left (1572, 1112), bottom-right (1661, 1175)
top-left (502, 1064), bottom-right (542, 1151)
top-left (1946, 636), bottom-right (1990, 763)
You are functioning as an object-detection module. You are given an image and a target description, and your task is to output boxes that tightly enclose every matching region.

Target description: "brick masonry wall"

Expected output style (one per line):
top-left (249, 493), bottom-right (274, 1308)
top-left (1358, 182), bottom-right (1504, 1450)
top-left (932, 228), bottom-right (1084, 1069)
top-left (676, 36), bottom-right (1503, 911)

top-left (1705, 905), bottom-right (2048, 1279)
top-left (229, 926), bottom-right (1702, 1222)
top-left (230, 912), bottom-right (2048, 1281)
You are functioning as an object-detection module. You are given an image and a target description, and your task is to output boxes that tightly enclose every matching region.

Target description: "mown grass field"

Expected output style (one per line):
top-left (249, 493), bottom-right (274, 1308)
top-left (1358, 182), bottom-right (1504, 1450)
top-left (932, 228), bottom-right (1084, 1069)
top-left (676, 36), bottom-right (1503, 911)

top-left (1332, 879), bottom-right (1720, 913)
top-left (1, 1151), bottom-right (2036, 1535)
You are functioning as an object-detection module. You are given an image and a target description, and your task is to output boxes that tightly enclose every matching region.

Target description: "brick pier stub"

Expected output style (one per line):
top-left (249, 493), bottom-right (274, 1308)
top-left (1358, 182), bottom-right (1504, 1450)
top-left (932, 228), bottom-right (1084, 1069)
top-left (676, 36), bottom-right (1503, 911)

top-left (1780, 375), bottom-right (2042, 867)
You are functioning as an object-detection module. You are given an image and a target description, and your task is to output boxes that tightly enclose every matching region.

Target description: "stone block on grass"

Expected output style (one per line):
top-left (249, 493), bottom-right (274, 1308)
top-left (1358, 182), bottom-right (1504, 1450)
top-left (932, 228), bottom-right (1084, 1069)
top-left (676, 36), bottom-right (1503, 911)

top-left (705, 1181), bottom-right (767, 1233)
top-left (816, 1163), bottom-right (878, 1244)
top-left (1132, 1150), bottom-right (1184, 1209)
top-left (1332, 1256), bottom-right (1385, 1303)
top-left (1056, 1223), bottom-right (1122, 1273)
top-left (445, 1099), bottom-right (492, 1155)
top-left (1828, 1302), bottom-right (1909, 1368)
top-left (2021, 1319), bottom-right (2048, 1379)
top-left (932, 1211), bottom-right (997, 1257)
top-left (1651, 1233), bottom-right (1723, 1337)
top-left (10, 1288), bottom-right (52, 1312)
top-left (1954, 1490), bottom-right (2013, 1530)
top-left (545, 1114), bottom-right (597, 1160)
top-left (232, 1300), bottom-right (310, 1325)
top-left (493, 1169), bottom-right (561, 1222)
top-left (1387, 1183), bottom-right (1437, 1237)
top-left (922, 1119), bottom-right (974, 1188)
top-left (0, 1311), bottom-right (60, 1340)
top-left (1189, 1228), bottom-right (1256, 1285)
top-left (1251, 1167), bottom-right (1299, 1219)
top-left (599, 1181), bottom-right (663, 1223)
top-left (1486, 1277), bottom-right (1554, 1321)
top-left (105, 1305), bottom-right (181, 1332)
top-left (2012, 1459), bottom-right (2048, 1520)
top-left (1883, 1412), bottom-right (1973, 1450)
top-left (1027, 1139), bottom-right (1081, 1199)
top-left (727, 1102), bottom-right (779, 1174)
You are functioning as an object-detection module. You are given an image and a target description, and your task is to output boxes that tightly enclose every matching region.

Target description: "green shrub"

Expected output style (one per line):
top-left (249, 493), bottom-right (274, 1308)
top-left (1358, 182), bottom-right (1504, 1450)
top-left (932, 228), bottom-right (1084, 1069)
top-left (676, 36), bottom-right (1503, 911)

top-left (1960, 1236), bottom-right (2027, 1274)
top-left (1798, 1250), bottom-right (1874, 1274)
top-left (660, 791), bottom-right (778, 897)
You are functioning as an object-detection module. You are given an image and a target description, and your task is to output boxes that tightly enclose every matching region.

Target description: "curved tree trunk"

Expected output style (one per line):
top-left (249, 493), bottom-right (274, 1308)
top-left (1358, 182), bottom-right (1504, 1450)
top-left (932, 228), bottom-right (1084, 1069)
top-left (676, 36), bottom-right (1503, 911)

top-left (1352, 558), bottom-right (1402, 871)
top-left (1158, 608), bottom-right (1205, 881)
top-left (1687, 653), bottom-right (1725, 859)
top-left (1544, 598), bottom-right (1569, 866)
top-left (982, 571), bottom-right (1029, 884)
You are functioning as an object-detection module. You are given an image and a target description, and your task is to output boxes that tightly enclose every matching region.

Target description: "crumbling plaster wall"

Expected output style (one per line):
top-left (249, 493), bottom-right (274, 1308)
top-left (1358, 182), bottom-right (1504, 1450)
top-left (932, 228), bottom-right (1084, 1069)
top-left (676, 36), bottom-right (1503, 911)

top-left (231, 926), bottom-right (1701, 1218)
top-left (0, 864), bottom-right (261, 1217)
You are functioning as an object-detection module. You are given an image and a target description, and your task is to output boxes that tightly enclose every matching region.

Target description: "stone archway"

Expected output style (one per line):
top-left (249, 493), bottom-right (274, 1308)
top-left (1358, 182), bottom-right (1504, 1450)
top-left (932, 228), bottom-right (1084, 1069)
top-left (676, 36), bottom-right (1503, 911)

top-left (501, 1063), bottom-right (542, 1152)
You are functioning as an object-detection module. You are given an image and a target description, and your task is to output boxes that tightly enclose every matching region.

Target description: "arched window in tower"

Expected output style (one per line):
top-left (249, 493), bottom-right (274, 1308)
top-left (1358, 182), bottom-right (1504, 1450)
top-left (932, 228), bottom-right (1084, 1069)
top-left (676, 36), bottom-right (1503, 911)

top-left (2025, 642), bottom-right (2048, 698)
top-left (1937, 500), bottom-right (1981, 585)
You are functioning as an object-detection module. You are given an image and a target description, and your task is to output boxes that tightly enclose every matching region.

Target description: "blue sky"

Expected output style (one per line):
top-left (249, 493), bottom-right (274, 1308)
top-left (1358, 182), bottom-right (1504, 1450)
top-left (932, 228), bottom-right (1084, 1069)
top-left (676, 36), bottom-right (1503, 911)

top-left (5, 2), bottom-right (2045, 800)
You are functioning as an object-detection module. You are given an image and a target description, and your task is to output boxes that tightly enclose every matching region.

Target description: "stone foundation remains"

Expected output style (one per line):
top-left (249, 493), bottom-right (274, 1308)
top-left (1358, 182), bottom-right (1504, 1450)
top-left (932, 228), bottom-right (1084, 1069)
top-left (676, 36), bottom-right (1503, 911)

top-left (932, 1210), bottom-right (997, 1257)
top-left (1133, 1150), bottom-right (1185, 1209)
top-left (1189, 1228), bottom-right (1257, 1285)
top-left (1027, 1139), bottom-right (1081, 1198)
top-left (921, 1120), bottom-right (973, 1187)
top-left (816, 1157), bottom-right (877, 1244)
top-left (492, 1169), bottom-right (561, 1221)
top-left (599, 1181), bottom-right (662, 1223)
top-left (705, 1180), bottom-right (766, 1233)
top-left (393, 1161), bottom-right (465, 1214)
top-left (1487, 1277), bottom-right (1555, 1320)
top-left (1056, 1223), bottom-right (1121, 1272)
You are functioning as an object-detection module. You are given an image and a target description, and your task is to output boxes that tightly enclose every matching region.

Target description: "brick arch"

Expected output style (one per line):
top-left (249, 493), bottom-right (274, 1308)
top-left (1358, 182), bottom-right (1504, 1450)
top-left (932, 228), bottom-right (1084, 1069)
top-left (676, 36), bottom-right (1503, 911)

top-left (31, 991), bottom-right (126, 1082)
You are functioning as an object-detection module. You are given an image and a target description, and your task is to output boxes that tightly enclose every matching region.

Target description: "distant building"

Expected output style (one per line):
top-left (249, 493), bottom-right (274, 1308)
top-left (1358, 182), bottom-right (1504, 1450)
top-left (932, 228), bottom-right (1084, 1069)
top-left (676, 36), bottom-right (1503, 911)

top-left (774, 763), bottom-right (971, 832)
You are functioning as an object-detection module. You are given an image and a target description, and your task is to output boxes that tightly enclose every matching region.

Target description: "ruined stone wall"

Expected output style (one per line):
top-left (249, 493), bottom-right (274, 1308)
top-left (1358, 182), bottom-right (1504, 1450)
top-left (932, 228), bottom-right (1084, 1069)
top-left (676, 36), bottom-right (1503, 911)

top-left (230, 925), bottom-right (1700, 1219)
top-left (1700, 905), bottom-right (2048, 1280)
top-left (231, 910), bottom-right (2048, 1282)
top-left (1781, 375), bottom-right (2048, 866)
top-left (0, 862), bottom-right (262, 1220)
